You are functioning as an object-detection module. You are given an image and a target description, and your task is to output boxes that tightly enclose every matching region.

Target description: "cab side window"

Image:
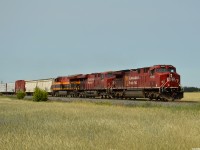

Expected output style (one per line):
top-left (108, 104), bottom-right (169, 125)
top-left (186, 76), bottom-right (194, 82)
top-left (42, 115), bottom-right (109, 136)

top-left (150, 69), bottom-right (155, 76)
top-left (101, 74), bottom-right (104, 80)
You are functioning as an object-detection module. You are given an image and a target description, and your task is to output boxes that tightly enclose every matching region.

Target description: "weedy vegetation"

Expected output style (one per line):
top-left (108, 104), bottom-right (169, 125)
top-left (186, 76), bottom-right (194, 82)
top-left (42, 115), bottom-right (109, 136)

top-left (16, 91), bottom-right (26, 99)
top-left (33, 87), bottom-right (48, 102)
top-left (0, 93), bottom-right (200, 150)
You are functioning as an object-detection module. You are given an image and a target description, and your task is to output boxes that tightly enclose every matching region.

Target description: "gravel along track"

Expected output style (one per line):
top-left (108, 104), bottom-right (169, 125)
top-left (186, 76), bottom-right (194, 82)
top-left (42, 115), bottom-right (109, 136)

top-left (23, 96), bottom-right (200, 107)
top-left (45, 97), bottom-right (200, 107)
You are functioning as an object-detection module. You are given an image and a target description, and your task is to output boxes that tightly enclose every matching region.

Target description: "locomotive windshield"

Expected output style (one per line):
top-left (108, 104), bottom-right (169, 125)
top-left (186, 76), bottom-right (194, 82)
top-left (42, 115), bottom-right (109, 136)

top-left (156, 67), bottom-right (176, 73)
top-left (106, 73), bottom-right (114, 78)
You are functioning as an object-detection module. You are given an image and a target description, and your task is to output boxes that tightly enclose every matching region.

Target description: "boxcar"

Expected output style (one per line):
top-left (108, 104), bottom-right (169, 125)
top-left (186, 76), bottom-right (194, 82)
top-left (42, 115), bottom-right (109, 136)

top-left (25, 79), bottom-right (54, 95)
top-left (6, 82), bottom-right (15, 94)
top-left (0, 83), bottom-right (6, 93)
top-left (25, 80), bottom-right (37, 94)
top-left (36, 79), bottom-right (54, 93)
top-left (15, 80), bottom-right (26, 92)
top-left (15, 78), bottom-right (54, 95)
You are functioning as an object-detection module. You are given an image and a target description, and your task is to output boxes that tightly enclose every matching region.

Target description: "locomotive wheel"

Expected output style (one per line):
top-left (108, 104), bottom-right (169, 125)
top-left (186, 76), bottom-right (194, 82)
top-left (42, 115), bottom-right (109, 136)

top-left (148, 95), bottom-right (153, 101)
top-left (161, 98), bottom-right (168, 102)
top-left (149, 93), bottom-right (155, 101)
top-left (164, 99), bottom-right (169, 102)
top-left (156, 97), bottom-right (160, 101)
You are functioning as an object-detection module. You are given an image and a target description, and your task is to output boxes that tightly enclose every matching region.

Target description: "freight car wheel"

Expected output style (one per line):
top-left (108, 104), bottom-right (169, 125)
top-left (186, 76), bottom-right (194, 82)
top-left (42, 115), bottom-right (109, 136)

top-left (156, 97), bottom-right (160, 101)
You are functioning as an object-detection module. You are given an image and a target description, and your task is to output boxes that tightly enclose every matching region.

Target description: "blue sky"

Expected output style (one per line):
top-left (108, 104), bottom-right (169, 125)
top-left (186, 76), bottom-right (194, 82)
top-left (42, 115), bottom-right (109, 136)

top-left (0, 0), bottom-right (200, 87)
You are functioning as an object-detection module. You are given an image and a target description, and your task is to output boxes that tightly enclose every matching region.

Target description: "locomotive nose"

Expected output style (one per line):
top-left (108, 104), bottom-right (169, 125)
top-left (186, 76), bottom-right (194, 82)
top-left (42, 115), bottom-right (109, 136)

top-left (167, 73), bottom-right (175, 81)
top-left (166, 73), bottom-right (180, 87)
top-left (160, 72), bottom-right (179, 87)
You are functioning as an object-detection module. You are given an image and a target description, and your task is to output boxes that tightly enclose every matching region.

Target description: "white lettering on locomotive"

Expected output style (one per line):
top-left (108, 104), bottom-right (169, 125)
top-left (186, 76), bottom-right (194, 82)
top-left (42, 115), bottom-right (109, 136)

top-left (129, 81), bottom-right (137, 85)
top-left (129, 76), bottom-right (140, 80)
top-left (88, 78), bottom-right (95, 84)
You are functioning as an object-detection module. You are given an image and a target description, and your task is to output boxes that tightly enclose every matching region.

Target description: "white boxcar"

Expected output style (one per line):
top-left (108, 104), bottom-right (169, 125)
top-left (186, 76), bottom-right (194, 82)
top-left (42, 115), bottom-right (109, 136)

top-left (0, 83), bottom-right (7, 93)
top-left (25, 80), bottom-right (37, 93)
top-left (25, 78), bottom-right (54, 93)
top-left (36, 79), bottom-right (54, 93)
top-left (7, 83), bottom-right (15, 93)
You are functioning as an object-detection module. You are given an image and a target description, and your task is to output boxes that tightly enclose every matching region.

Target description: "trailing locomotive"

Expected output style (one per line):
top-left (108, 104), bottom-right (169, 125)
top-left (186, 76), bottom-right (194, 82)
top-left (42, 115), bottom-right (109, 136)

top-left (51, 65), bottom-right (183, 101)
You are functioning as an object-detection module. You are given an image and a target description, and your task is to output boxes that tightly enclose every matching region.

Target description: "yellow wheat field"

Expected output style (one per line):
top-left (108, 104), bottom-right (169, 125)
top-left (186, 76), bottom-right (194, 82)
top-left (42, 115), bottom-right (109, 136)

top-left (182, 92), bottom-right (200, 102)
top-left (0, 96), bottom-right (200, 150)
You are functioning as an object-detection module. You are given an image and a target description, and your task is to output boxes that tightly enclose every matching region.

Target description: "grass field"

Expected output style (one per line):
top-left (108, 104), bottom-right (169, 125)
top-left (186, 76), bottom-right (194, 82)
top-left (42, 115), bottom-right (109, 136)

top-left (0, 94), bottom-right (200, 150)
top-left (182, 92), bottom-right (200, 102)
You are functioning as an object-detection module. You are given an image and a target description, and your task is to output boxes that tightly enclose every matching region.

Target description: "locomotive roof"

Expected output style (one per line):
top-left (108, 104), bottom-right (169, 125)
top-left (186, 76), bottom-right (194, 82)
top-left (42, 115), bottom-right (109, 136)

top-left (153, 64), bottom-right (175, 67)
top-left (54, 65), bottom-right (176, 79)
top-left (134, 65), bottom-right (175, 69)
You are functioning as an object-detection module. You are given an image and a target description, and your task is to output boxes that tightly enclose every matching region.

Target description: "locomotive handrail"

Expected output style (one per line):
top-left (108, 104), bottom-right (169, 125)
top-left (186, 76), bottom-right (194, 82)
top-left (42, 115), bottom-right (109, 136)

top-left (160, 80), bottom-right (168, 90)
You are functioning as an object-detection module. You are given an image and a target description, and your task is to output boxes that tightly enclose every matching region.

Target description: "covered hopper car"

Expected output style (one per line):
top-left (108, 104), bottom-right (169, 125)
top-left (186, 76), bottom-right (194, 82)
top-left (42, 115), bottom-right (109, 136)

top-left (0, 82), bottom-right (15, 95)
top-left (15, 78), bottom-right (54, 95)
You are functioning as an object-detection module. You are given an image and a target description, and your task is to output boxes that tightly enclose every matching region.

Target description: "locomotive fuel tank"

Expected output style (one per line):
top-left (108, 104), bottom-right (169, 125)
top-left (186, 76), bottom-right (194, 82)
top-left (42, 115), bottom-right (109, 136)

top-left (124, 89), bottom-right (145, 98)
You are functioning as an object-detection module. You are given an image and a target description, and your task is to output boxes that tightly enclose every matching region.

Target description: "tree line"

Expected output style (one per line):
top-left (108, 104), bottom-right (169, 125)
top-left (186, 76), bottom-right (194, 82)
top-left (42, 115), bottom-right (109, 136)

top-left (183, 87), bottom-right (200, 92)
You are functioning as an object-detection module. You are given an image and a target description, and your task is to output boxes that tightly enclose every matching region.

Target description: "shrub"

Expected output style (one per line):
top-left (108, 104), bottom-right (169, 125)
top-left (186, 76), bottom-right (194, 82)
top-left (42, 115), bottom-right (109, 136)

top-left (16, 91), bottom-right (26, 99)
top-left (33, 87), bottom-right (48, 102)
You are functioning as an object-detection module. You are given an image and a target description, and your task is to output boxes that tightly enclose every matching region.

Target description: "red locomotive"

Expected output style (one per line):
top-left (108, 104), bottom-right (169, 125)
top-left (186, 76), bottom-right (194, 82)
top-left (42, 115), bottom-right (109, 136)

top-left (51, 65), bottom-right (183, 101)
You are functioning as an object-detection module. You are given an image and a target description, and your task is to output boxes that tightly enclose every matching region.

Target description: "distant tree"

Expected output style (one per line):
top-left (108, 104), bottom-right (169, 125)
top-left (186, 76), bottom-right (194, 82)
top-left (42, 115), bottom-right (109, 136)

top-left (183, 87), bottom-right (199, 92)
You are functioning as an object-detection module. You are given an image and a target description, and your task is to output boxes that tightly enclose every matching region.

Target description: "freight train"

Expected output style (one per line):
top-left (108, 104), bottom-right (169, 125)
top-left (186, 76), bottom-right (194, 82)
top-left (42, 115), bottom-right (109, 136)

top-left (0, 65), bottom-right (183, 101)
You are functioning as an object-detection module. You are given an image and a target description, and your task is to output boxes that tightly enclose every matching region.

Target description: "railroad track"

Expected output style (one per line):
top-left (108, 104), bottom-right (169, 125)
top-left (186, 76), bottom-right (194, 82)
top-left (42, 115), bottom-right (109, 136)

top-left (42, 96), bottom-right (200, 107)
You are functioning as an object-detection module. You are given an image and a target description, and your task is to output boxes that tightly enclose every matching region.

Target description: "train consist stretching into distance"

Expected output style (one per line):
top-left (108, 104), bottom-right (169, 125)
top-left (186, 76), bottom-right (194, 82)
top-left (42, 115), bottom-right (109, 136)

top-left (0, 65), bottom-right (184, 101)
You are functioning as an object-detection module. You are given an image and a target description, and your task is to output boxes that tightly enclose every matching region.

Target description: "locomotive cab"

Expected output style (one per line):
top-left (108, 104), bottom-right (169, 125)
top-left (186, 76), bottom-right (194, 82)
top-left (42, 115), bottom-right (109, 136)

top-left (154, 65), bottom-right (180, 87)
top-left (150, 65), bottom-right (183, 100)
